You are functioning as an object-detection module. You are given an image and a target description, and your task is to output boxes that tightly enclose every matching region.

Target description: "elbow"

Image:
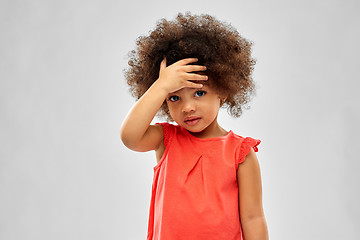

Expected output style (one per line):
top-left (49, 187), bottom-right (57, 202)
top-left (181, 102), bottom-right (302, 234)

top-left (241, 214), bottom-right (267, 228)
top-left (119, 127), bottom-right (143, 151)
top-left (120, 125), bottom-right (131, 146)
top-left (240, 215), bottom-right (269, 240)
top-left (240, 205), bottom-right (267, 225)
top-left (120, 127), bottom-right (133, 149)
top-left (242, 214), bottom-right (266, 223)
top-left (119, 126), bottom-right (125, 143)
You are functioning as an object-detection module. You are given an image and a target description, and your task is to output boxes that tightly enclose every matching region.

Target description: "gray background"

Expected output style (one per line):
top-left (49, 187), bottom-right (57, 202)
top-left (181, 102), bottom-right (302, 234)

top-left (1, 0), bottom-right (359, 239)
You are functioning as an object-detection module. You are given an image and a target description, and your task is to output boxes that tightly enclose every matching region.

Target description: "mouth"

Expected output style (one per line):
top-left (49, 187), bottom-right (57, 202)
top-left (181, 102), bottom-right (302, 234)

top-left (184, 116), bottom-right (201, 126)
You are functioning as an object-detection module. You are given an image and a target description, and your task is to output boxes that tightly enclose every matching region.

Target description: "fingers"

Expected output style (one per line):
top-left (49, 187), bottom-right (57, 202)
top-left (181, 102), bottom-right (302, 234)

top-left (166, 58), bottom-right (207, 71)
top-left (186, 73), bottom-right (208, 81)
top-left (185, 81), bottom-right (203, 89)
top-left (160, 58), bottom-right (167, 70)
top-left (184, 65), bottom-right (207, 72)
top-left (158, 57), bottom-right (207, 93)
top-left (177, 58), bottom-right (199, 65)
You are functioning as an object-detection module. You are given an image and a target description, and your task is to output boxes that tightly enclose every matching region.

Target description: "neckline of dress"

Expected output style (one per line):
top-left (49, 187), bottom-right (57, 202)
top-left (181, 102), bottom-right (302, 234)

top-left (181, 126), bottom-right (233, 141)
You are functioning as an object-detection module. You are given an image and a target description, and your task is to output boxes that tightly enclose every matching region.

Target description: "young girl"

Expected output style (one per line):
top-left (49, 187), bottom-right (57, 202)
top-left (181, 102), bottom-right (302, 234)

top-left (120, 12), bottom-right (269, 240)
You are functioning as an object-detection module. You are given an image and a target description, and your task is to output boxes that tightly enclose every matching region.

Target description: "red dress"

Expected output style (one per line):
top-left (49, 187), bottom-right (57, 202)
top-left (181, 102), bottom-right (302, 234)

top-left (147, 122), bottom-right (261, 240)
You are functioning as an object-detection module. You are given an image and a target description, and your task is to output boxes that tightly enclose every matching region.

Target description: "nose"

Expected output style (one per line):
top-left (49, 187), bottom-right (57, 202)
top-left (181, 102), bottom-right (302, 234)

top-left (181, 99), bottom-right (196, 113)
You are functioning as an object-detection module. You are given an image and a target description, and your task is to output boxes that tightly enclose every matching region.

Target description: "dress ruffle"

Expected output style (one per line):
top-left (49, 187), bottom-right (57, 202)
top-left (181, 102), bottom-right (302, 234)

top-left (237, 137), bottom-right (261, 166)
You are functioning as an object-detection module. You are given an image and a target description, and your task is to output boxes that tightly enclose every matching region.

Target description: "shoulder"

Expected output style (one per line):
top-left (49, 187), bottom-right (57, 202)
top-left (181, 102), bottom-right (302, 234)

top-left (242, 147), bottom-right (258, 163)
top-left (229, 132), bottom-right (260, 148)
top-left (155, 122), bottom-right (180, 148)
top-left (230, 131), bottom-right (261, 169)
top-left (155, 122), bottom-right (179, 136)
top-left (237, 147), bottom-right (259, 173)
top-left (229, 131), bottom-right (244, 141)
top-left (235, 135), bottom-right (262, 187)
top-left (232, 132), bottom-right (261, 150)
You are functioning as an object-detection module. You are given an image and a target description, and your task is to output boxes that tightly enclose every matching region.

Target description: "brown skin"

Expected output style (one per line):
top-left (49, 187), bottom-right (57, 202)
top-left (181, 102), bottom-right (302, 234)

top-left (121, 57), bottom-right (268, 239)
top-left (120, 58), bottom-right (207, 152)
top-left (121, 12), bottom-right (268, 239)
top-left (238, 149), bottom-right (269, 239)
top-left (124, 12), bottom-right (257, 121)
top-left (165, 84), bottom-right (227, 139)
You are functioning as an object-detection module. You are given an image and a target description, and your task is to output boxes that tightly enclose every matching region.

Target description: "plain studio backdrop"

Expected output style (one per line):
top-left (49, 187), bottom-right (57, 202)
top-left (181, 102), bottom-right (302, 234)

top-left (1, 0), bottom-right (359, 239)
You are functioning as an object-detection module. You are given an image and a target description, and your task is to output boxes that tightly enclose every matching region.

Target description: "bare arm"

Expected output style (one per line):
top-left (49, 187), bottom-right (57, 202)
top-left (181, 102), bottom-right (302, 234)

top-left (120, 82), bottom-right (168, 152)
top-left (120, 58), bottom-right (208, 152)
top-left (237, 148), bottom-right (269, 240)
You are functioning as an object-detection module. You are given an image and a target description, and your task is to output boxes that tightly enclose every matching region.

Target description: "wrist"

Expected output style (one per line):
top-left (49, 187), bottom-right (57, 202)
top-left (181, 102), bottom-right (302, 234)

top-left (151, 79), bottom-right (170, 97)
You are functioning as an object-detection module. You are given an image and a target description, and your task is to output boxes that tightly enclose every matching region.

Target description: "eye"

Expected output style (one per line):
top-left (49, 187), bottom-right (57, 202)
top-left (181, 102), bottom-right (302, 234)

top-left (195, 90), bottom-right (206, 97)
top-left (168, 95), bottom-right (180, 102)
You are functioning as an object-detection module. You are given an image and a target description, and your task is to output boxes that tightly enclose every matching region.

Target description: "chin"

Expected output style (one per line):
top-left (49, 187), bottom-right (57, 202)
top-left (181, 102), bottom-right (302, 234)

top-left (186, 128), bottom-right (201, 133)
top-left (182, 124), bottom-right (206, 133)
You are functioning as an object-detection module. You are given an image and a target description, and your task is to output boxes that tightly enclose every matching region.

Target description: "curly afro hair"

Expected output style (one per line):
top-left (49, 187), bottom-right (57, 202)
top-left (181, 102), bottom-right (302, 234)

top-left (124, 12), bottom-right (257, 122)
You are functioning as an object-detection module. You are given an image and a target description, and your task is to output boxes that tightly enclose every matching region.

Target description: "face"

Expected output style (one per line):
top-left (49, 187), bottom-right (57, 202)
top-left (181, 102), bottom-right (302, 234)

top-left (166, 85), bottom-right (224, 137)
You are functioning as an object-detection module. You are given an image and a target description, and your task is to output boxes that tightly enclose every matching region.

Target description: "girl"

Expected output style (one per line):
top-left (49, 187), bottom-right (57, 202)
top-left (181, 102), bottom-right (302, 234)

top-left (120, 12), bottom-right (268, 240)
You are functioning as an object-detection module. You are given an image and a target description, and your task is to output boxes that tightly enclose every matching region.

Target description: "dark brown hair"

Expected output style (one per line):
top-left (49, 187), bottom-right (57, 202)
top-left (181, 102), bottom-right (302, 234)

top-left (124, 12), bottom-right (257, 121)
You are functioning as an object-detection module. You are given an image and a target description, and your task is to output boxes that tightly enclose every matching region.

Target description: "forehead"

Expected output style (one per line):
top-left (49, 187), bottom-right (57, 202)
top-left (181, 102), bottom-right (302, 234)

top-left (169, 84), bottom-right (215, 95)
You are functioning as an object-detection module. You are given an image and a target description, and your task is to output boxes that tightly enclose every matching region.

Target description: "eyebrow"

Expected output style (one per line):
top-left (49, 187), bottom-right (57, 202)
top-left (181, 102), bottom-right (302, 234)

top-left (168, 86), bottom-right (208, 95)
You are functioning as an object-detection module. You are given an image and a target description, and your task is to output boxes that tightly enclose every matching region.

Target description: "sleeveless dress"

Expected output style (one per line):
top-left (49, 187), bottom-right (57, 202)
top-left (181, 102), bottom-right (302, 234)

top-left (147, 122), bottom-right (261, 240)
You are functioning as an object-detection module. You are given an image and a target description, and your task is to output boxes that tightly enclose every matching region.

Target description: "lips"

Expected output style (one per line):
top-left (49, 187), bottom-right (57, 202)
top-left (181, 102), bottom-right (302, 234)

top-left (184, 116), bottom-right (201, 126)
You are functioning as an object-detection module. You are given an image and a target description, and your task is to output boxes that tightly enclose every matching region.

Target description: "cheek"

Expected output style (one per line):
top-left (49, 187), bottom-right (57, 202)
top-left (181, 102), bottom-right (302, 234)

top-left (207, 101), bottom-right (221, 115)
top-left (166, 103), bottom-right (178, 117)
